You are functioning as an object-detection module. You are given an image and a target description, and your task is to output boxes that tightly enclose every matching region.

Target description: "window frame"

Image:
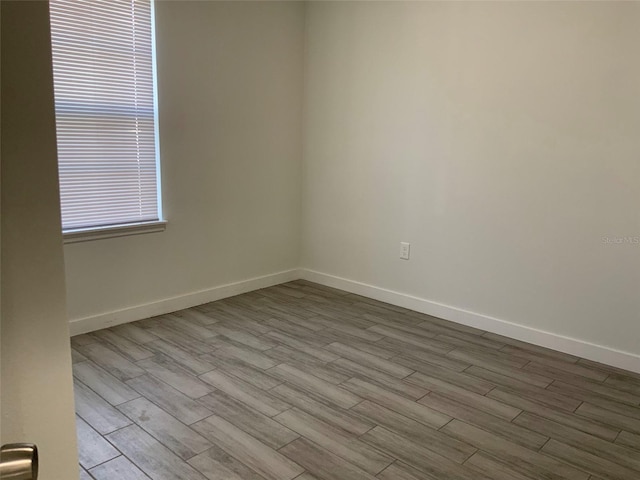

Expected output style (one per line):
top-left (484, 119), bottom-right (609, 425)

top-left (49, 0), bottom-right (166, 243)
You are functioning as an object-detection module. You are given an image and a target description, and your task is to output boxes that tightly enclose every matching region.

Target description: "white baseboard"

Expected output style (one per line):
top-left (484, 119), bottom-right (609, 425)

top-left (300, 269), bottom-right (640, 374)
top-left (70, 265), bottom-right (639, 374)
top-left (68, 269), bottom-right (301, 336)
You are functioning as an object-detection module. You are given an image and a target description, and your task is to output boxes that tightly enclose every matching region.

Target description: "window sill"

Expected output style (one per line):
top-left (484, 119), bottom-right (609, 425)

top-left (63, 220), bottom-right (167, 244)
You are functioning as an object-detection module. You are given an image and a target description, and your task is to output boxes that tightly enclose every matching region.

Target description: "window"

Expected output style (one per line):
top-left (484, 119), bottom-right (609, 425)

top-left (49, 0), bottom-right (164, 241)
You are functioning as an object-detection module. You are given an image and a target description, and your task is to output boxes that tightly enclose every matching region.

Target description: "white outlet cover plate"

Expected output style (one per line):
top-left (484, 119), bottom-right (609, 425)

top-left (400, 242), bottom-right (410, 260)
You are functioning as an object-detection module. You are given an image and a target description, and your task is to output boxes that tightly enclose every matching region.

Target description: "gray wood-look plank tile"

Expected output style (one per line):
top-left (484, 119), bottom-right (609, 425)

top-left (72, 349), bottom-right (88, 364)
top-left (325, 332), bottom-right (400, 359)
top-left (463, 452), bottom-right (534, 480)
top-left (407, 372), bottom-right (521, 420)
top-left (264, 345), bottom-right (330, 369)
top-left (269, 383), bottom-right (374, 436)
top-left (72, 333), bottom-right (99, 347)
top-left (277, 359), bottom-right (350, 385)
top-left (284, 327), bottom-right (339, 348)
top-left (513, 412), bottom-right (640, 472)
top-left (279, 437), bottom-right (378, 480)
top-left (441, 420), bottom-right (588, 480)
top-left (489, 388), bottom-right (619, 441)
top-left (198, 391), bottom-right (299, 449)
top-left (265, 331), bottom-right (339, 362)
top-left (418, 392), bottom-right (548, 450)
top-left (213, 342), bottom-right (278, 370)
top-left (159, 313), bottom-right (218, 339)
top-left (604, 374), bottom-right (640, 396)
top-left (80, 466), bottom-right (94, 480)
top-left (351, 400), bottom-right (476, 463)
top-left (73, 360), bottom-right (140, 406)
top-left (111, 322), bottom-right (159, 344)
top-left (76, 416), bottom-right (119, 469)
top-left (431, 331), bottom-right (504, 351)
top-left (360, 426), bottom-right (488, 480)
top-left (222, 314), bottom-right (280, 334)
top-left (210, 324), bottom-right (277, 351)
top-left (107, 425), bottom-right (207, 480)
top-left (76, 343), bottom-right (145, 381)
top-left (418, 320), bottom-right (496, 342)
top-left (294, 474), bottom-right (320, 480)
top-left (144, 338), bottom-right (217, 375)
top-left (213, 305), bottom-right (273, 328)
top-left (137, 354), bottom-right (213, 398)
top-left (362, 309), bottom-right (431, 328)
top-left (500, 344), bottom-right (580, 367)
top-left (268, 364), bottom-right (361, 409)
top-left (274, 408), bottom-right (394, 474)
top-left (365, 325), bottom-right (452, 355)
top-left (126, 375), bottom-right (212, 425)
top-left (575, 402), bottom-right (640, 434)
top-left (464, 364), bottom-right (551, 392)
top-left (144, 324), bottom-right (217, 355)
top-left (192, 415), bottom-right (304, 480)
top-left (89, 456), bottom-right (151, 480)
top-left (342, 378), bottom-right (450, 429)
top-left (376, 462), bottom-right (433, 480)
top-left (395, 359), bottom-right (496, 395)
top-left (71, 281), bottom-right (640, 480)
top-left (368, 321), bottom-right (440, 341)
top-left (74, 379), bottom-right (132, 434)
top-left (576, 358), bottom-right (640, 383)
top-left (447, 346), bottom-right (529, 370)
top-left (90, 329), bottom-right (154, 362)
top-left (313, 315), bottom-right (382, 342)
top-left (199, 370), bottom-right (290, 417)
top-left (256, 299), bottom-right (317, 320)
top-left (328, 357), bottom-right (428, 400)
top-left (324, 342), bottom-right (413, 378)
top-left (172, 308), bottom-right (219, 326)
top-left (262, 317), bottom-right (319, 338)
top-left (525, 357), bottom-right (609, 382)
top-left (200, 351), bottom-right (282, 390)
top-left (118, 397), bottom-right (212, 460)
top-left (548, 381), bottom-right (640, 420)
top-left (541, 439), bottom-right (639, 480)
top-left (488, 384), bottom-right (582, 412)
top-left (547, 378), bottom-right (640, 407)
top-left (616, 430), bottom-right (640, 451)
top-left (351, 300), bottom-right (410, 318)
top-left (260, 307), bottom-right (324, 332)
top-left (484, 331), bottom-right (580, 363)
top-left (466, 357), bottom-right (553, 387)
top-left (187, 444), bottom-right (266, 480)
top-left (391, 349), bottom-right (472, 373)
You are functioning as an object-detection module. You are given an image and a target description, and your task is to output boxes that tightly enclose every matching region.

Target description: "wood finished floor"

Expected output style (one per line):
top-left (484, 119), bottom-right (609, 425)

top-left (71, 280), bottom-right (640, 480)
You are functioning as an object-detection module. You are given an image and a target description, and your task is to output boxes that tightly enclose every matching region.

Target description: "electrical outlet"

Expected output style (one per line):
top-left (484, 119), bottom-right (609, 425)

top-left (400, 242), bottom-right (410, 260)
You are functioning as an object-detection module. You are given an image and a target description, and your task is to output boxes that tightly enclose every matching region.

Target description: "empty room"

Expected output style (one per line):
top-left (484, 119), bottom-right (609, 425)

top-left (2, 1), bottom-right (639, 479)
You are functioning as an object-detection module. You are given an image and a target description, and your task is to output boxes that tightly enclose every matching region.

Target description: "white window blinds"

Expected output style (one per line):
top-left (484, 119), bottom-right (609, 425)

top-left (49, 0), bottom-right (162, 231)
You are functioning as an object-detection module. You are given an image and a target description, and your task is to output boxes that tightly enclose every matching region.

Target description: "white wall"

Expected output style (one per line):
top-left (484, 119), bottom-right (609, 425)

top-left (64, 1), bottom-right (305, 326)
top-left (1, 1), bottom-right (79, 478)
top-left (302, 2), bottom-right (640, 359)
top-left (63, 1), bottom-right (640, 368)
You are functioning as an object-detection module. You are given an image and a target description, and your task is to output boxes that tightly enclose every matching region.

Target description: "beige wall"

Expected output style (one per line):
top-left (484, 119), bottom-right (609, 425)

top-left (302, 2), bottom-right (640, 356)
top-left (63, 1), bottom-right (305, 322)
top-left (1, 1), bottom-right (79, 478)
top-left (61, 1), bottom-right (640, 361)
